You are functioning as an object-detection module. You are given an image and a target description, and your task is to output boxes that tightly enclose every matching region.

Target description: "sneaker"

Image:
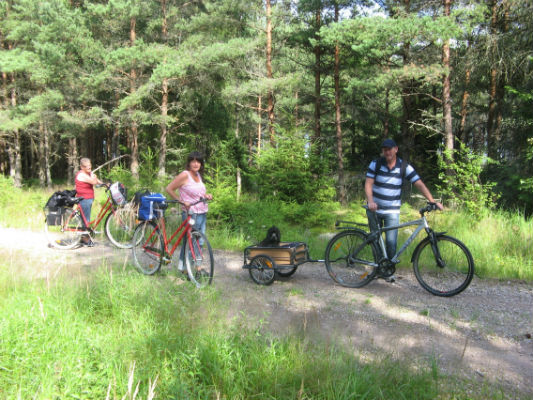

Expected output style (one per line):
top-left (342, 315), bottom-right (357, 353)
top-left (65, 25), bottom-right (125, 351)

top-left (82, 241), bottom-right (95, 247)
top-left (384, 275), bottom-right (396, 283)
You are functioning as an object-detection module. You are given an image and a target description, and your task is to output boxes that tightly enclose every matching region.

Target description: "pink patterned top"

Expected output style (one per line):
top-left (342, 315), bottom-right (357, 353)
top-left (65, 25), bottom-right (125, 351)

top-left (179, 171), bottom-right (208, 214)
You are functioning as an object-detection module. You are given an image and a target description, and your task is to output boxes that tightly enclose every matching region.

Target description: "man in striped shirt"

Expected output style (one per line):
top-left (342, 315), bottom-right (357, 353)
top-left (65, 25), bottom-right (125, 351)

top-left (365, 139), bottom-right (443, 272)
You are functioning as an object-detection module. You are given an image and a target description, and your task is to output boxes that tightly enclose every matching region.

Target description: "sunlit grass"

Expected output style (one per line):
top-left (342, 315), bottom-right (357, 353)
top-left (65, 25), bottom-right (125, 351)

top-left (0, 259), bottom-right (458, 400)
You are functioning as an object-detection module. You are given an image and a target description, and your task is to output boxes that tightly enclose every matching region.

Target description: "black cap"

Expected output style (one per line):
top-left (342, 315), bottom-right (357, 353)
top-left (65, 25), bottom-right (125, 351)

top-left (381, 138), bottom-right (397, 148)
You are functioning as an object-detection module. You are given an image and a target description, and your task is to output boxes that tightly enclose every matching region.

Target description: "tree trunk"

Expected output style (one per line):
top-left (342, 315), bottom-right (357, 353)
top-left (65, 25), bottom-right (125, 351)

top-left (129, 17), bottom-right (140, 179)
top-left (399, 0), bottom-right (414, 160)
top-left (257, 95), bottom-right (262, 156)
top-left (487, 0), bottom-right (501, 160)
top-left (442, 0), bottom-right (453, 164)
top-left (333, 2), bottom-right (346, 205)
top-left (458, 67), bottom-right (471, 144)
top-left (112, 92), bottom-right (120, 158)
top-left (235, 112), bottom-right (241, 201)
top-left (3, 39), bottom-right (23, 187)
top-left (266, 0), bottom-right (275, 144)
top-left (38, 121), bottom-right (46, 186)
top-left (68, 137), bottom-right (78, 184)
top-left (384, 87), bottom-right (390, 138)
top-left (313, 5), bottom-right (322, 148)
top-left (44, 123), bottom-right (52, 187)
top-left (158, 0), bottom-right (168, 179)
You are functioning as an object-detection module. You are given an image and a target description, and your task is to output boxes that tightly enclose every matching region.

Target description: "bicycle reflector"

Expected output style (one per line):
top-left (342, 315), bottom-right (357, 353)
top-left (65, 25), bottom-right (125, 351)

top-left (188, 218), bottom-right (196, 226)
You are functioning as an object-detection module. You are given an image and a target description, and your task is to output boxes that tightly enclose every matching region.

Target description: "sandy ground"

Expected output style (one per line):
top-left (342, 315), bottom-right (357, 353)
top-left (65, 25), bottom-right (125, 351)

top-left (1, 227), bottom-right (532, 397)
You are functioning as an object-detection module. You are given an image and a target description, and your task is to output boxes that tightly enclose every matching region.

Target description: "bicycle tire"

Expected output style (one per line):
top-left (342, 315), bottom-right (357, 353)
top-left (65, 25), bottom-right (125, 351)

top-left (45, 208), bottom-right (83, 250)
top-left (248, 255), bottom-right (276, 285)
top-left (324, 229), bottom-right (379, 288)
top-left (132, 221), bottom-right (164, 275)
top-left (412, 235), bottom-right (474, 297)
top-left (275, 266), bottom-right (298, 278)
top-left (105, 204), bottom-right (137, 249)
top-left (184, 230), bottom-right (214, 288)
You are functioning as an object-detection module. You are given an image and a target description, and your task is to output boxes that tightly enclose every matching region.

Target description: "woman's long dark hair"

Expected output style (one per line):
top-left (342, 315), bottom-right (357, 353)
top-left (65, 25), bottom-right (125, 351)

top-left (186, 151), bottom-right (205, 175)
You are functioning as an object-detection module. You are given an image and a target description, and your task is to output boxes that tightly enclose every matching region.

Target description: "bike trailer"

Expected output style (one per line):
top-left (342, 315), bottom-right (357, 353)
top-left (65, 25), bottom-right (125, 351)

top-left (245, 242), bottom-right (309, 267)
top-left (138, 193), bottom-right (167, 220)
top-left (44, 189), bottom-right (77, 225)
top-left (109, 182), bottom-right (127, 206)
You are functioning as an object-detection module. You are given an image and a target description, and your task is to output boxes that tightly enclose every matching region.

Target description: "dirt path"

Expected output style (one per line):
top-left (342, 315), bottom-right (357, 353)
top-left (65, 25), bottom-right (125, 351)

top-left (2, 227), bottom-right (532, 397)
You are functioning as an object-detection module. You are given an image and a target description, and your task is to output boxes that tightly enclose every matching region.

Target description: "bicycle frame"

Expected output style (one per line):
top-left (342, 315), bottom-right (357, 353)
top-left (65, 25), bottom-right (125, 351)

top-left (143, 209), bottom-right (201, 261)
top-left (77, 195), bottom-right (115, 230)
top-left (360, 215), bottom-right (430, 265)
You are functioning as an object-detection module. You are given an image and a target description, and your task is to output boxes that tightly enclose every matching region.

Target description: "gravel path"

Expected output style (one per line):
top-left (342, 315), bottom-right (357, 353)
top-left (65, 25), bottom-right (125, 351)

top-left (1, 227), bottom-right (532, 397)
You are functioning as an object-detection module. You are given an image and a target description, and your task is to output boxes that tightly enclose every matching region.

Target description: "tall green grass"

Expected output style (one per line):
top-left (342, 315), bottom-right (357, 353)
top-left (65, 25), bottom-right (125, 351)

top-left (0, 257), bottom-right (515, 400)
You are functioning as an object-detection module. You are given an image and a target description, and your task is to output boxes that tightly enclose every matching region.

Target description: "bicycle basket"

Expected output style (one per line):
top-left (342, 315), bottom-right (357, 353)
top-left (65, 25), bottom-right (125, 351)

top-left (138, 193), bottom-right (167, 220)
top-left (110, 182), bottom-right (127, 206)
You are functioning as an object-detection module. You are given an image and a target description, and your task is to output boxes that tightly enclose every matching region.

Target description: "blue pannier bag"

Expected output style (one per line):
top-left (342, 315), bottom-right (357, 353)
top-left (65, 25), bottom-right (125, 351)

top-left (138, 193), bottom-right (167, 221)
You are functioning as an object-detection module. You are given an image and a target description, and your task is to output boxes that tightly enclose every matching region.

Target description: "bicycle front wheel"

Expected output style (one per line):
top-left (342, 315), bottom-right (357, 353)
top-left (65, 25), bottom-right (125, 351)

top-left (105, 205), bottom-right (138, 249)
top-left (184, 230), bottom-right (214, 288)
top-left (45, 208), bottom-right (83, 250)
top-left (324, 229), bottom-right (379, 288)
top-left (412, 235), bottom-right (474, 297)
top-left (132, 221), bottom-right (164, 275)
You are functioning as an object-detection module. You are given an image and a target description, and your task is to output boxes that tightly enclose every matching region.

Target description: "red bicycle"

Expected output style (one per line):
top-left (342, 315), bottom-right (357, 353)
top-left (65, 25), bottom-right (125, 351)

top-left (44, 183), bottom-right (137, 250)
top-left (131, 197), bottom-right (214, 288)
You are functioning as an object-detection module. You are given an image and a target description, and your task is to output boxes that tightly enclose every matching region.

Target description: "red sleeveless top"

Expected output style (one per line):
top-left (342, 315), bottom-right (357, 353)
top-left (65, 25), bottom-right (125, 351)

top-left (75, 171), bottom-right (94, 200)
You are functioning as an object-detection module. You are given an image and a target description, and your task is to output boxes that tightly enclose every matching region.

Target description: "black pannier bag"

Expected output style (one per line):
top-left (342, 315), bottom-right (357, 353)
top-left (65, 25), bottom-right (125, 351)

top-left (132, 189), bottom-right (151, 207)
top-left (44, 189), bottom-right (77, 225)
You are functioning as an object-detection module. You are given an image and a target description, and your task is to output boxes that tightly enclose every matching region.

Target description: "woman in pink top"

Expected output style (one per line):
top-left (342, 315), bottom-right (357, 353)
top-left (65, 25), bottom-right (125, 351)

top-left (166, 151), bottom-right (212, 270)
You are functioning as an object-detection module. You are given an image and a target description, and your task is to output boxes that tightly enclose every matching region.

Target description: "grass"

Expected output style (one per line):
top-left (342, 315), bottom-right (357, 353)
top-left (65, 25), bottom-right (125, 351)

top-left (0, 259), bottom-right (443, 399)
top-left (1, 254), bottom-right (521, 400)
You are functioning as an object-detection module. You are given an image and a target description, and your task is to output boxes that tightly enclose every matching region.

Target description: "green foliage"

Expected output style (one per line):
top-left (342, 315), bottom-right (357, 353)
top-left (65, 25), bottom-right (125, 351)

top-left (437, 144), bottom-right (498, 216)
top-left (0, 175), bottom-right (48, 230)
top-left (252, 131), bottom-right (336, 203)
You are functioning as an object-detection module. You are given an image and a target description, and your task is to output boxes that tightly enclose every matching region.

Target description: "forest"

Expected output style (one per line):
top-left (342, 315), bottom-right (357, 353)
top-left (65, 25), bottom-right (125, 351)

top-left (1, 0), bottom-right (532, 215)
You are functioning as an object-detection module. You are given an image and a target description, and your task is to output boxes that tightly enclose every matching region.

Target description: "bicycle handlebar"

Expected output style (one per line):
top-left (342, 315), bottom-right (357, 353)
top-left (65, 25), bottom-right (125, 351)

top-left (166, 197), bottom-right (208, 207)
top-left (419, 202), bottom-right (439, 215)
top-left (362, 202), bottom-right (440, 215)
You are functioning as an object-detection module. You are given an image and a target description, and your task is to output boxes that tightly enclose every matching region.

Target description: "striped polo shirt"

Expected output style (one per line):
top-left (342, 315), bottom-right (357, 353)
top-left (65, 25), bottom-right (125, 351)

top-left (366, 158), bottom-right (420, 214)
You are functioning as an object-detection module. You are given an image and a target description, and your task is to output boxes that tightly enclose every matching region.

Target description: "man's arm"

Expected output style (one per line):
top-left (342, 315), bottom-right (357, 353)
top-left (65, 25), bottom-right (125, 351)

top-left (413, 180), bottom-right (443, 210)
top-left (365, 177), bottom-right (378, 212)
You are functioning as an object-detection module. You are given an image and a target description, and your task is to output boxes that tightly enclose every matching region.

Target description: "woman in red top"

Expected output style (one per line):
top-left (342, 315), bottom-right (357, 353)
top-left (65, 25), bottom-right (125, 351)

top-left (75, 158), bottom-right (103, 245)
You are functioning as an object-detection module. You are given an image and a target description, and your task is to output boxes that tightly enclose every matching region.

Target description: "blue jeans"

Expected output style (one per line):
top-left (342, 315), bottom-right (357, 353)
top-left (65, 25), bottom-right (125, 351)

top-left (178, 212), bottom-right (207, 268)
top-left (80, 199), bottom-right (94, 227)
top-left (366, 210), bottom-right (400, 259)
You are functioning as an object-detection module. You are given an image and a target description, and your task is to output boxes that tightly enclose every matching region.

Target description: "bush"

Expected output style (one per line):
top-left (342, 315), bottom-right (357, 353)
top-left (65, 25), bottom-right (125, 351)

top-left (251, 132), bottom-right (336, 204)
top-left (437, 144), bottom-right (498, 216)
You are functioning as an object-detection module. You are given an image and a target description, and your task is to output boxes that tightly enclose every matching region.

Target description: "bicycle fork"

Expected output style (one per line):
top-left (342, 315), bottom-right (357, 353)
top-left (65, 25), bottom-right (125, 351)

top-left (427, 229), bottom-right (446, 268)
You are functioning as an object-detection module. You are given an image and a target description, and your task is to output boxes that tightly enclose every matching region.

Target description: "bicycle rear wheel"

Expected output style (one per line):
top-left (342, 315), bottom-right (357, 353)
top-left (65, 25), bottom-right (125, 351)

top-left (132, 221), bottom-right (164, 275)
top-left (45, 208), bottom-right (83, 249)
top-left (184, 230), bottom-right (214, 288)
top-left (324, 229), bottom-right (379, 288)
top-left (412, 235), bottom-right (474, 297)
top-left (105, 204), bottom-right (138, 249)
